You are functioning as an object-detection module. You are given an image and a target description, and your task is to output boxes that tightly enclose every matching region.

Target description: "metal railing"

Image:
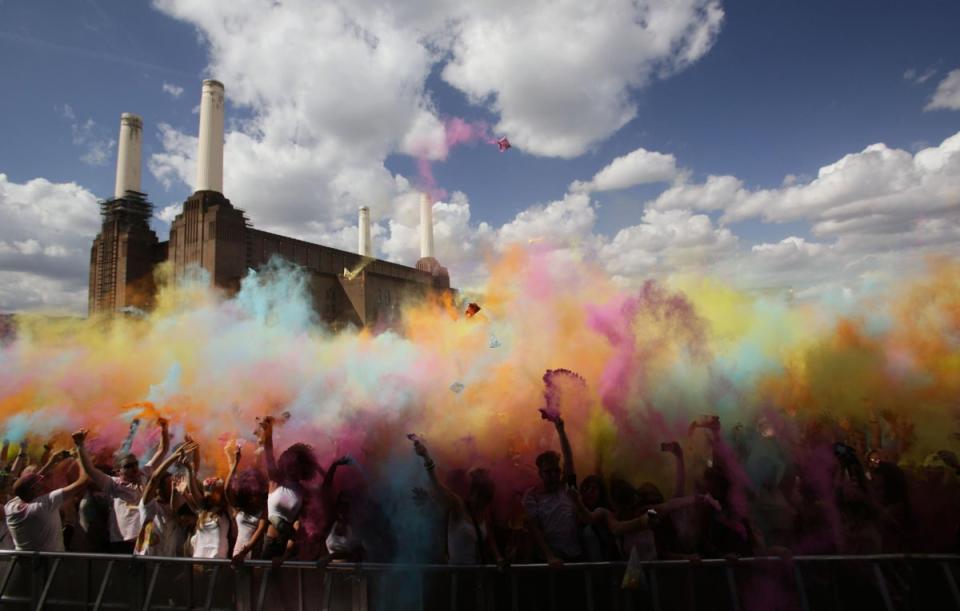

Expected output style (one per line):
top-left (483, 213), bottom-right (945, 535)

top-left (1, 550), bottom-right (959, 611)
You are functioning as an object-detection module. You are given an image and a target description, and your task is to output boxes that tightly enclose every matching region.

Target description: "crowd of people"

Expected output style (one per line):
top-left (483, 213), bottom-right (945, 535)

top-left (1, 407), bottom-right (959, 573)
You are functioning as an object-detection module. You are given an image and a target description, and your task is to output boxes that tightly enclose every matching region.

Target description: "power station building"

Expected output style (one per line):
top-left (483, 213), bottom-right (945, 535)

top-left (89, 80), bottom-right (450, 327)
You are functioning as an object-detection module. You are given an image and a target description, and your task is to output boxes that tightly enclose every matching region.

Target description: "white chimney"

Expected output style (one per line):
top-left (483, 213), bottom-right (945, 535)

top-left (420, 192), bottom-right (435, 259)
top-left (114, 113), bottom-right (142, 197)
top-left (195, 79), bottom-right (225, 193)
top-left (358, 206), bottom-right (372, 257)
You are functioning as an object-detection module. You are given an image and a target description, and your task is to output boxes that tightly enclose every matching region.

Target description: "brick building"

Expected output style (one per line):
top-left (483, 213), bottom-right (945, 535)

top-left (89, 81), bottom-right (451, 327)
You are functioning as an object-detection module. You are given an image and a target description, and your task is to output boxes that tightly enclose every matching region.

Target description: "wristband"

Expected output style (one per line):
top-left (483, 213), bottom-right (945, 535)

top-left (424, 459), bottom-right (436, 471)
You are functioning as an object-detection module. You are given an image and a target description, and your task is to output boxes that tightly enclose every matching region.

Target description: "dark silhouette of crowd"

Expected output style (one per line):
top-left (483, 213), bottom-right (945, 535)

top-left (1, 408), bottom-right (958, 608)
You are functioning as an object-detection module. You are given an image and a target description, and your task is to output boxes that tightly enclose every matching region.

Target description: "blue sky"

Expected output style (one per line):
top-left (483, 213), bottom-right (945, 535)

top-left (0, 0), bottom-right (959, 311)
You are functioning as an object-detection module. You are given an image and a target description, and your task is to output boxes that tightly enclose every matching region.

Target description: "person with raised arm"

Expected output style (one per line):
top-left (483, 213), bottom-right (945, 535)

top-left (409, 436), bottom-right (504, 566)
top-left (318, 454), bottom-right (363, 565)
top-left (135, 441), bottom-right (196, 556)
top-left (224, 440), bottom-right (268, 564)
top-left (174, 446), bottom-right (230, 559)
top-left (258, 415), bottom-right (321, 563)
top-left (73, 418), bottom-right (170, 553)
top-left (522, 411), bottom-right (587, 567)
top-left (4, 446), bottom-right (86, 552)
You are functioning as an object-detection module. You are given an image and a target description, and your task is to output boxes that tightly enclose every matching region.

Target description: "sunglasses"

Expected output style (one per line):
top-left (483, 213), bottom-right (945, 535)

top-left (121, 463), bottom-right (139, 471)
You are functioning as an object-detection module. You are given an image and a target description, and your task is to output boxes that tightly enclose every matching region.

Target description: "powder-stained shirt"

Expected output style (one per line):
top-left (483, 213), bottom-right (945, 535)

top-left (106, 467), bottom-right (153, 542)
top-left (5, 489), bottom-right (66, 552)
top-left (522, 487), bottom-right (582, 560)
top-left (136, 499), bottom-right (177, 557)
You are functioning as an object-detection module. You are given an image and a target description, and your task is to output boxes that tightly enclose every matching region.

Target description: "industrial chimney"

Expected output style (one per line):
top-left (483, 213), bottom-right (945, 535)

top-left (195, 79), bottom-right (225, 193)
top-left (419, 192), bottom-right (435, 259)
top-left (114, 113), bottom-right (142, 197)
top-left (358, 206), bottom-right (372, 257)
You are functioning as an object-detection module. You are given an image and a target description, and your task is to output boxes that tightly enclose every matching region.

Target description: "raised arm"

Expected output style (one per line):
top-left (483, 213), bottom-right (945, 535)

top-left (661, 441), bottom-right (685, 498)
top-left (179, 458), bottom-right (204, 513)
top-left (144, 418), bottom-right (170, 471)
top-left (37, 449), bottom-right (72, 476)
top-left (0, 439), bottom-right (9, 466)
top-left (72, 429), bottom-right (116, 491)
top-left (39, 443), bottom-right (52, 467)
top-left (539, 411), bottom-right (576, 486)
top-left (410, 437), bottom-right (460, 510)
top-left (143, 442), bottom-right (193, 504)
top-left (258, 418), bottom-right (280, 484)
top-left (223, 441), bottom-right (241, 512)
top-left (10, 442), bottom-right (29, 476)
top-left (321, 455), bottom-right (352, 514)
top-left (58, 462), bottom-right (90, 502)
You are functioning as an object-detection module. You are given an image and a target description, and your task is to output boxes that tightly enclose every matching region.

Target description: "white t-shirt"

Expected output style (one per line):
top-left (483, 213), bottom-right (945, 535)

top-left (233, 511), bottom-right (261, 556)
top-left (191, 511), bottom-right (230, 559)
top-left (106, 468), bottom-right (152, 542)
top-left (135, 499), bottom-right (178, 557)
top-left (5, 489), bottom-right (66, 552)
top-left (522, 487), bottom-right (582, 559)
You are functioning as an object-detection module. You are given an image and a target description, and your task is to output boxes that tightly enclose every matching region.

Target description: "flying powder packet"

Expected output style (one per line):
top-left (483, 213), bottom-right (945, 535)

top-left (449, 382), bottom-right (465, 394)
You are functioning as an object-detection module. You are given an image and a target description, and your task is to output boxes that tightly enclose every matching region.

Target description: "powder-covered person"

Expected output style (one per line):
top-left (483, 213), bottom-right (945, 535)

top-left (72, 419), bottom-right (170, 554)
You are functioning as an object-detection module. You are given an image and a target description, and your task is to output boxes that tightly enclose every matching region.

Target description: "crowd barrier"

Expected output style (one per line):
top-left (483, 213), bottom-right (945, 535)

top-left (1, 551), bottom-right (959, 611)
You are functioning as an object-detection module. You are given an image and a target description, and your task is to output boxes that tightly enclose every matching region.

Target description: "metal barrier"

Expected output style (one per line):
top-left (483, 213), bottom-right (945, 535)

top-left (1, 551), bottom-right (959, 611)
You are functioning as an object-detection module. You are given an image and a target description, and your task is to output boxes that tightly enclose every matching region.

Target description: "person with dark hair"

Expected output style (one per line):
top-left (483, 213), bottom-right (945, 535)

top-left (522, 412), bottom-right (585, 566)
top-left (5, 449), bottom-right (87, 551)
top-left (410, 437), bottom-right (503, 566)
top-left (579, 474), bottom-right (619, 561)
top-left (224, 441), bottom-right (268, 564)
top-left (319, 455), bottom-right (362, 564)
top-left (72, 419), bottom-right (170, 554)
top-left (258, 415), bottom-right (321, 562)
top-left (136, 441), bottom-right (196, 556)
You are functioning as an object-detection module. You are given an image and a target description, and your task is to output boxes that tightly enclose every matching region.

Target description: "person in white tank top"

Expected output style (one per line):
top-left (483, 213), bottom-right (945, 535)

top-left (317, 456), bottom-right (363, 564)
top-left (179, 454), bottom-right (230, 559)
top-left (409, 437), bottom-right (504, 566)
top-left (257, 416), bottom-right (321, 562)
top-left (223, 441), bottom-right (268, 563)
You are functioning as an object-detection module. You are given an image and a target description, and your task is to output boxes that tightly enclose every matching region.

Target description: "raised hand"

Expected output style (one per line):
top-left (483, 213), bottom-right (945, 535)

top-left (332, 455), bottom-right (353, 468)
top-left (224, 440), bottom-right (241, 464)
top-left (538, 408), bottom-right (562, 425)
top-left (72, 429), bottom-right (88, 446)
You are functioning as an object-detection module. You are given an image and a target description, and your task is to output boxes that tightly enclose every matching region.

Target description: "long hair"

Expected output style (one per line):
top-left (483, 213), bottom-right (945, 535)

top-left (277, 443), bottom-right (322, 484)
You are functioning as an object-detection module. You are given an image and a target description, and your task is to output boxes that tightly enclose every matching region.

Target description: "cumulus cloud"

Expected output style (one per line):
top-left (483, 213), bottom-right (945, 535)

top-left (650, 131), bottom-right (960, 237)
top-left (600, 209), bottom-right (736, 279)
top-left (162, 82), bottom-right (184, 98)
top-left (147, 0), bottom-right (723, 241)
top-left (441, 0), bottom-right (724, 157)
top-left (570, 147), bottom-right (678, 192)
top-left (926, 68), bottom-right (960, 111)
top-left (0, 173), bottom-right (100, 312)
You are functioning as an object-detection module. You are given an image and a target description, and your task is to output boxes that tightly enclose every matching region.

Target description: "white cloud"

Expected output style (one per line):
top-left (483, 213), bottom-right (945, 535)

top-left (600, 208), bottom-right (736, 279)
top-left (570, 147), bottom-right (677, 193)
top-left (147, 0), bottom-right (724, 242)
top-left (649, 132), bottom-right (960, 238)
top-left (442, 0), bottom-right (724, 157)
top-left (903, 66), bottom-right (937, 85)
top-left (57, 105), bottom-right (116, 166)
top-left (926, 68), bottom-right (960, 111)
top-left (162, 82), bottom-right (184, 98)
top-left (0, 173), bottom-right (100, 312)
